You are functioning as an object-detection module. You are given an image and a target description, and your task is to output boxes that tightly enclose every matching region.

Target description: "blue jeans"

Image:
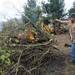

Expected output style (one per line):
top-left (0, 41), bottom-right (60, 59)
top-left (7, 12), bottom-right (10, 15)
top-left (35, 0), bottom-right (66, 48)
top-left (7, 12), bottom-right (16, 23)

top-left (71, 43), bottom-right (75, 62)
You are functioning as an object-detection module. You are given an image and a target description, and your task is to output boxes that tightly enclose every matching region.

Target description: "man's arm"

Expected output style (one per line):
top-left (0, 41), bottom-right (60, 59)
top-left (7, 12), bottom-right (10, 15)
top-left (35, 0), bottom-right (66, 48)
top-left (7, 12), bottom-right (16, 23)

top-left (55, 19), bottom-right (69, 24)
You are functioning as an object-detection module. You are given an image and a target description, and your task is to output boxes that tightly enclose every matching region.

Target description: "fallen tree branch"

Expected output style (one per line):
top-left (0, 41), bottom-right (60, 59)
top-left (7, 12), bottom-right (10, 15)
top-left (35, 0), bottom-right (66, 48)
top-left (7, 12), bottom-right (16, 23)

top-left (15, 51), bottom-right (23, 75)
top-left (51, 45), bottom-right (65, 55)
top-left (8, 39), bottom-right (53, 49)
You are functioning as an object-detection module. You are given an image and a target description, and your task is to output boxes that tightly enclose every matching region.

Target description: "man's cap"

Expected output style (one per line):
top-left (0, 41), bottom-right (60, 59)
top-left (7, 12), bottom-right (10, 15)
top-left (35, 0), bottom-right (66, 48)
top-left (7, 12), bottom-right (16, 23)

top-left (70, 13), bottom-right (75, 18)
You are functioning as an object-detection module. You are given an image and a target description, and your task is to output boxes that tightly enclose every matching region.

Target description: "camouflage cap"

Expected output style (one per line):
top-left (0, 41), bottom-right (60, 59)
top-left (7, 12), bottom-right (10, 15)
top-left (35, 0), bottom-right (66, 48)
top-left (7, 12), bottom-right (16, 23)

top-left (70, 13), bottom-right (75, 18)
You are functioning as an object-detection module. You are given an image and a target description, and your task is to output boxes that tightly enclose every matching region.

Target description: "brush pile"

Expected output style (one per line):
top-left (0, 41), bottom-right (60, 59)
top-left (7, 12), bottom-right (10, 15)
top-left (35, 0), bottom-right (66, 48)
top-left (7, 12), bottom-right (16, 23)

top-left (0, 22), bottom-right (66, 75)
top-left (3, 38), bottom-right (66, 75)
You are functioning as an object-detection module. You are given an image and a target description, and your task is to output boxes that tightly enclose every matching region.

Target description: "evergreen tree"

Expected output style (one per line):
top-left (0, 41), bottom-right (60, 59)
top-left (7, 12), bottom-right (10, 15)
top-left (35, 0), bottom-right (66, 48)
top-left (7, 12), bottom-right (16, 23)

top-left (22, 0), bottom-right (42, 24)
top-left (69, 2), bottom-right (75, 16)
top-left (42, 0), bottom-right (65, 19)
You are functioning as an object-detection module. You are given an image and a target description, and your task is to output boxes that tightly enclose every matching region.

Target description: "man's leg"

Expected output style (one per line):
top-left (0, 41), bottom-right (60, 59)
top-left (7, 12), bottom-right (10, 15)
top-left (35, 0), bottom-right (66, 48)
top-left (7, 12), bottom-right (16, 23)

top-left (71, 43), bottom-right (75, 63)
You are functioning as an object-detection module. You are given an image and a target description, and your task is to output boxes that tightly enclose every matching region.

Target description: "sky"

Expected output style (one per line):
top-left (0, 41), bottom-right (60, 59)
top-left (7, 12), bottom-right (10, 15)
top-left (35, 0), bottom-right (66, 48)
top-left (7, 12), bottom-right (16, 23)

top-left (0, 0), bottom-right (74, 22)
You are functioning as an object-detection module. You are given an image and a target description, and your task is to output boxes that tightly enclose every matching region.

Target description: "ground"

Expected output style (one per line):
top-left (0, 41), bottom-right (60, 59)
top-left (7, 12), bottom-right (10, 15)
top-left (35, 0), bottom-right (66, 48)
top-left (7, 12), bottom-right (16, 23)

top-left (55, 33), bottom-right (71, 54)
top-left (55, 33), bottom-right (75, 75)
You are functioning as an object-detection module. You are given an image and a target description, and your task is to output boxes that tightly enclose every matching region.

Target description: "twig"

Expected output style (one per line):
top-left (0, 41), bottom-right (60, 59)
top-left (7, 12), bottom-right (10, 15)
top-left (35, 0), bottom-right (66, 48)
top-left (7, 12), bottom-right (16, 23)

top-left (4, 63), bottom-right (17, 75)
top-left (15, 50), bottom-right (23, 75)
top-left (51, 45), bottom-right (65, 55)
top-left (9, 39), bottom-right (53, 48)
top-left (31, 46), bottom-right (51, 65)
top-left (28, 46), bottom-right (51, 72)
top-left (20, 65), bottom-right (32, 75)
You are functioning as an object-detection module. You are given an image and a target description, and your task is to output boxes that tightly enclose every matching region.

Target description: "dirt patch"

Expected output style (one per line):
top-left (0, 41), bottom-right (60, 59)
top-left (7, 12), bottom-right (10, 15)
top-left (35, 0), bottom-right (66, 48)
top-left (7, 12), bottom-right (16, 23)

top-left (55, 34), bottom-right (71, 54)
top-left (55, 33), bottom-right (75, 75)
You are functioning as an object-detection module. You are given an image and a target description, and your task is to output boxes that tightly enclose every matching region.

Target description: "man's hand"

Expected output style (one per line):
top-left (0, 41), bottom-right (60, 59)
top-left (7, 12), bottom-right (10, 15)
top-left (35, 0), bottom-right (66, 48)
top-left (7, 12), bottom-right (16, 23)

top-left (55, 19), bottom-right (61, 22)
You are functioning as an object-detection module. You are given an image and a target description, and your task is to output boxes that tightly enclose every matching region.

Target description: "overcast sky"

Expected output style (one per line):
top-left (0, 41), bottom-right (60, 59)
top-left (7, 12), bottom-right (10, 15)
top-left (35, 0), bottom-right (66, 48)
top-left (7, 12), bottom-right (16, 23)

top-left (0, 0), bottom-right (74, 22)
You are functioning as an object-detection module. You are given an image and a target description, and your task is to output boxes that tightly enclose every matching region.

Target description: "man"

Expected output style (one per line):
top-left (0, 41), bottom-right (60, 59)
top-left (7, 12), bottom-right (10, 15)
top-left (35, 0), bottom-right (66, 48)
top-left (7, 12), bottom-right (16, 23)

top-left (56, 13), bottom-right (75, 63)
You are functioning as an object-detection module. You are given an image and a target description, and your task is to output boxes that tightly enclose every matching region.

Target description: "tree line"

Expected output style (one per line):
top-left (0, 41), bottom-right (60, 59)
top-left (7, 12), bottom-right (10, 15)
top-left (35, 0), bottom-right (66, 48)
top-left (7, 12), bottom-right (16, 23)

top-left (22, 0), bottom-right (75, 24)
